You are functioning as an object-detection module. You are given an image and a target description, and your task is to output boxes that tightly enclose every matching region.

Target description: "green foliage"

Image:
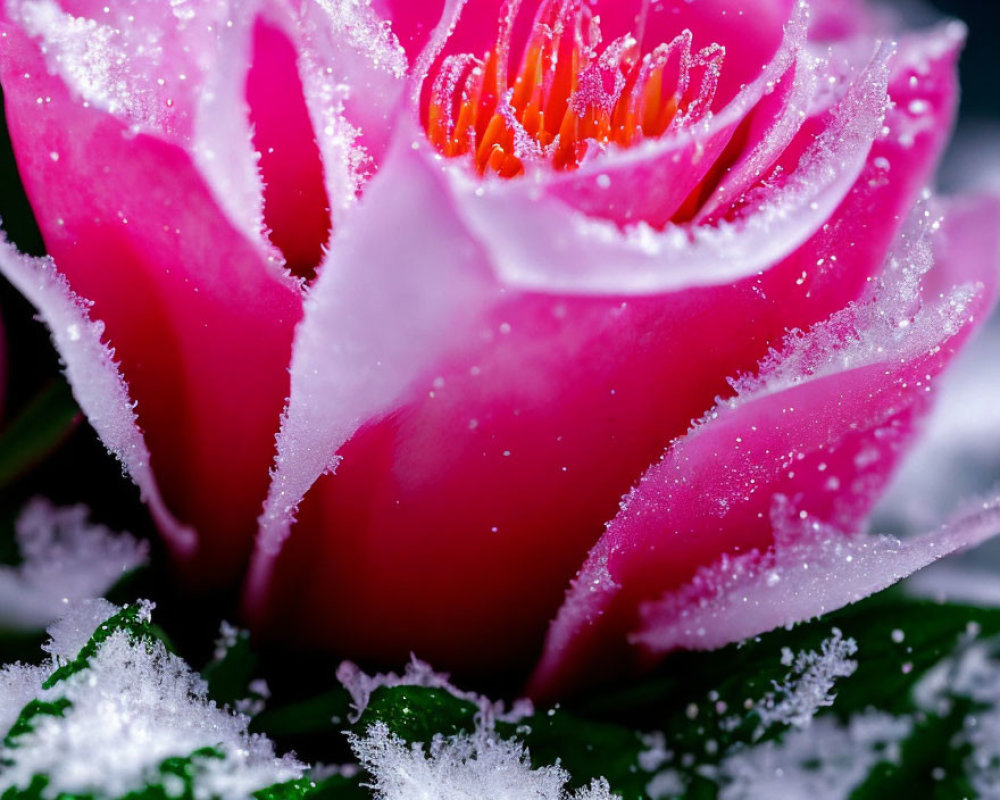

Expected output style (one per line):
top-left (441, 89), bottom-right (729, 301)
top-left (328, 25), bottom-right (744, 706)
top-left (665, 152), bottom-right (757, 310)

top-left (0, 380), bottom-right (79, 491)
top-left (4, 585), bottom-right (1000, 798)
top-left (43, 603), bottom-right (156, 689)
top-left (250, 690), bottom-right (354, 739)
top-left (202, 629), bottom-right (260, 710)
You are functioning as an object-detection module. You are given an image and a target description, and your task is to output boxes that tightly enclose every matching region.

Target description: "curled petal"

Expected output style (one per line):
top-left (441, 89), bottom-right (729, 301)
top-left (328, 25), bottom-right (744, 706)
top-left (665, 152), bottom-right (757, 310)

top-left (635, 495), bottom-right (1000, 653)
top-left (0, 17), bottom-right (303, 583)
top-left (0, 237), bottom-right (196, 557)
top-left (3, 0), bottom-right (273, 251)
top-left (528, 195), bottom-right (1000, 698)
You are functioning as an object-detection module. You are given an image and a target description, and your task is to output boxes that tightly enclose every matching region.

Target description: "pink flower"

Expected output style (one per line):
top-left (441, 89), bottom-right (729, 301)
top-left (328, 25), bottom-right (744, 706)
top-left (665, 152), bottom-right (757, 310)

top-left (0, 0), bottom-right (998, 696)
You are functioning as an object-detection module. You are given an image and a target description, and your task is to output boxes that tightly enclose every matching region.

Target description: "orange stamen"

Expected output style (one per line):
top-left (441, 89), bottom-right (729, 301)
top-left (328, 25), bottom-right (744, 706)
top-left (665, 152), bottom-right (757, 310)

top-left (425, 0), bottom-right (724, 178)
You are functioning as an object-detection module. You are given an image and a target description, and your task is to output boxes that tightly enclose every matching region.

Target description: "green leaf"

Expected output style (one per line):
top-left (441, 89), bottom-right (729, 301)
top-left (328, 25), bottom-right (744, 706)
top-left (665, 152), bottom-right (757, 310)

top-left (251, 690), bottom-right (354, 739)
top-left (254, 775), bottom-right (368, 800)
top-left (0, 379), bottom-right (79, 490)
top-left (43, 602), bottom-right (158, 689)
top-left (3, 603), bottom-right (160, 752)
top-left (850, 699), bottom-right (978, 799)
top-left (350, 684), bottom-right (651, 799)
top-left (0, 606), bottom-right (331, 800)
top-left (355, 685), bottom-right (478, 742)
top-left (202, 628), bottom-right (260, 710)
top-left (498, 711), bottom-right (650, 800)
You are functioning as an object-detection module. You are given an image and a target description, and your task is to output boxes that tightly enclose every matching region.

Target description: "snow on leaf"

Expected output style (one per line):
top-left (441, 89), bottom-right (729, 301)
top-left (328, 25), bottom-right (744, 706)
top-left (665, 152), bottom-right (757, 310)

top-left (0, 601), bottom-right (303, 800)
top-left (338, 656), bottom-right (532, 726)
top-left (912, 635), bottom-right (1000, 796)
top-left (0, 664), bottom-right (45, 746)
top-left (0, 499), bottom-right (147, 632)
top-left (349, 722), bottom-right (616, 800)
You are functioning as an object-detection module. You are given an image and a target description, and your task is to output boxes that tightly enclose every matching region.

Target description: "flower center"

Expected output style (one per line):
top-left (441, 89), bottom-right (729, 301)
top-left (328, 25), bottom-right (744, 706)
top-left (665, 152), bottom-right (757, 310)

top-left (425, 0), bottom-right (725, 178)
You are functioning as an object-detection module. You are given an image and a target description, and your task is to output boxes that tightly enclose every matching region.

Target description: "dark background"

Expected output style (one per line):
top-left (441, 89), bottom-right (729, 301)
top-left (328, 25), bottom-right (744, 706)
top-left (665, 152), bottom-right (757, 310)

top-left (928, 0), bottom-right (1000, 121)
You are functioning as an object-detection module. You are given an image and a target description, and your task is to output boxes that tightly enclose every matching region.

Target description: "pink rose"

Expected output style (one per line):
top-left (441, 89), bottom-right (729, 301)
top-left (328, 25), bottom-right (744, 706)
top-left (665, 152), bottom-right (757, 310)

top-left (0, 0), bottom-right (998, 696)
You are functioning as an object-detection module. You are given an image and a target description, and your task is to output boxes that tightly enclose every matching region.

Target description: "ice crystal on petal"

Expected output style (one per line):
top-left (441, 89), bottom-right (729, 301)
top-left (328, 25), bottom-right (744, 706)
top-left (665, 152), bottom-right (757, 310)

top-left (634, 495), bottom-right (1000, 653)
top-left (0, 239), bottom-right (197, 555)
top-left (350, 722), bottom-right (615, 800)
top-left (0, 499), bottom-right (147, 631)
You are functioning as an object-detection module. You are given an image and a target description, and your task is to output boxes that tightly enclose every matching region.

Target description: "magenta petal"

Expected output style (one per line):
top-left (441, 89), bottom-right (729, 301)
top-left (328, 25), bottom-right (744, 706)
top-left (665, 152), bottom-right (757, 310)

top-left (541, 3), bottom-right (807, 229)
top-left (258, 0), bottom-right (408, 205)
top-left (594, 0), bottom-right (798, 108)
top-left (0, 18), bottom-right (303, 584)
top-left (2, 0), bottom-right (275, 246)
top-left (0, 239), bottom-right (196, 557)
top-left (245, 133), bottom-right (497, 620)
top-left (692, 53), bottom-right (813, 222)
top-left (247, 18), bottom-right (332, 278)
top-left (527, 196), bottom-right (1000, 698)
top-left (635, 495), bottom-right (1000, 653)
top-left (808, 0), bottom-right (884, 41)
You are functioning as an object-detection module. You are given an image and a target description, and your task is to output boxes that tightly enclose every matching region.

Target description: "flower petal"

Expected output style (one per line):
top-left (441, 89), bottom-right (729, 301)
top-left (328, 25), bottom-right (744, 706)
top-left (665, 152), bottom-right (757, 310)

top-left (0, 238), bottom-right (196, 557)
top-left (634, 494), bottom-right (1000, 654)
top-left (244, 21), bottom-right (964, 672)
top-left (2, 0), bottom-right (274, 250)
top-left (527, 194), bottom-right (1000, 698)
top-left (246, 18), bottom-right (332, 278)
top-left (246, 133), bottom-right (497, 623)
top-left (257, 0), bottom-right (409, 220)
top-left (539, 2), bottom-right (808, 228)
top-left (449, 39), bottom-right (891, 294)
top-left (0, 17), bottom-right (303, 584)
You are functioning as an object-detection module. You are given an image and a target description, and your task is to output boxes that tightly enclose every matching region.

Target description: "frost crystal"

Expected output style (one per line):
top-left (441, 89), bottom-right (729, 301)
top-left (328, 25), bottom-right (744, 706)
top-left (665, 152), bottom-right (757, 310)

top-left (350, 723), bottom-right (615, 800)
top-left (0, 602), bottom-right (302, 799)
top-left (754, 629), bottom-right (858, 731)
top-left (0, 663), bottom-right (46, 740)
top-left (0, 499), bottom-right (148, 631)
